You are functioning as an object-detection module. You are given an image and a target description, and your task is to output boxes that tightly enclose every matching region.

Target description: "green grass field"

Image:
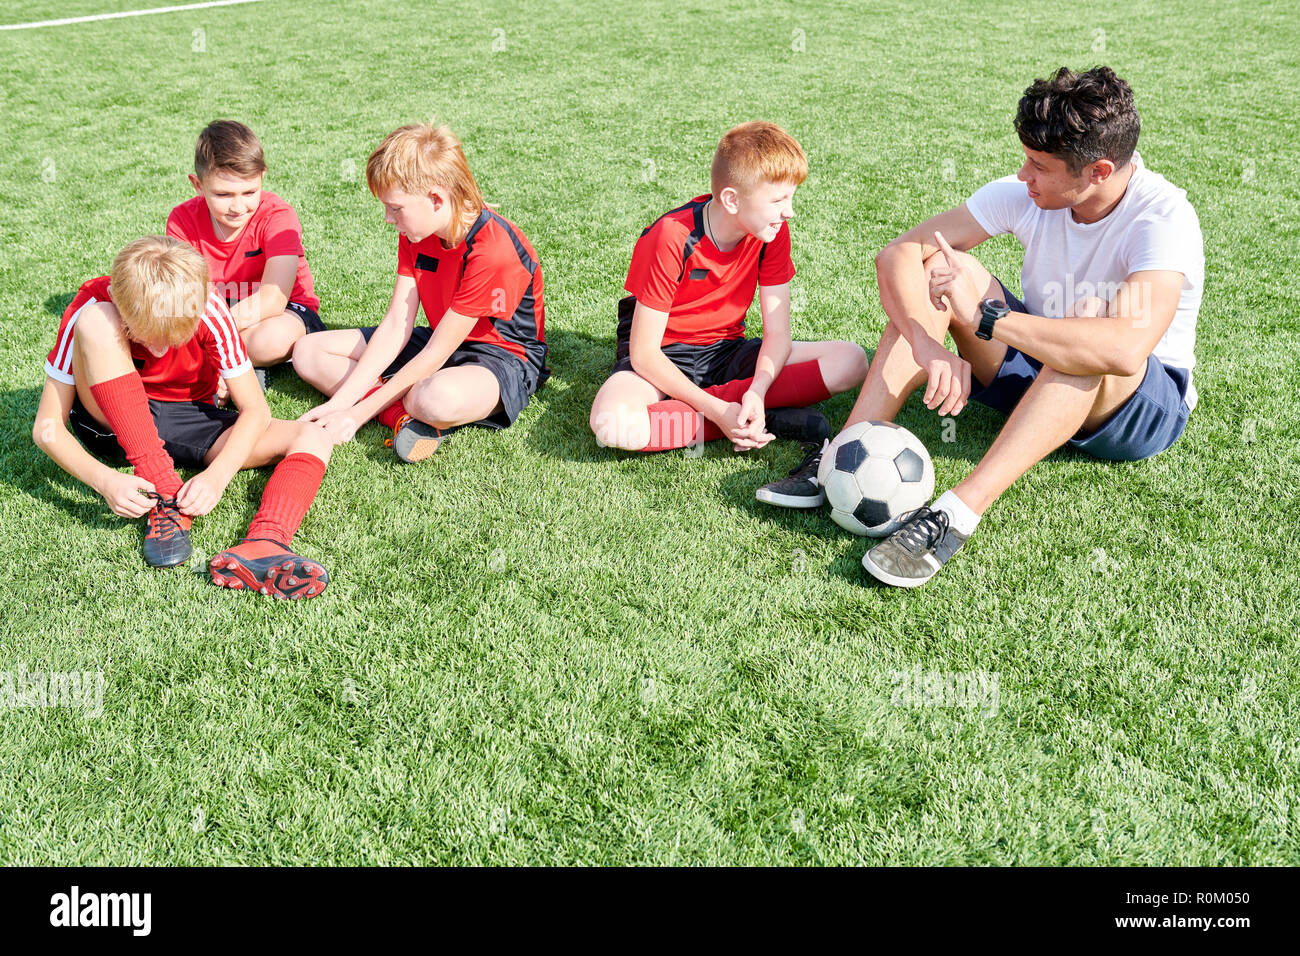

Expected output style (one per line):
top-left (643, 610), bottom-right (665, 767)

top-left (1, 0), bottom-right (1297, 865)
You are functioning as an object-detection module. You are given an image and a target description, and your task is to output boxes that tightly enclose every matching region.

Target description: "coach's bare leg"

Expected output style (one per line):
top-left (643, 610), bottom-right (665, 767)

top-left (845, 248), bottom-right (1006, 427)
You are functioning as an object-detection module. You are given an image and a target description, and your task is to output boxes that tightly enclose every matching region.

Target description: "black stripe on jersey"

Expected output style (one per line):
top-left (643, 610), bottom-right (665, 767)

top-left (462, 209), bottom-right (549, 377)
top-left (414, 253), bottom-right (440, 272)
top-left (244, 248), bottom-right (264, 258)
top-left (638, 197), bottom-right (709, 282)
top-left (688, 268), bottom-right (709, 280)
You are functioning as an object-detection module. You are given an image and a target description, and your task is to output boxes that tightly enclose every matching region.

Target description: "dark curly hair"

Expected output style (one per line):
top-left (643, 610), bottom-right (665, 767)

top-left (1014, 67), bottom-right (1140, 174)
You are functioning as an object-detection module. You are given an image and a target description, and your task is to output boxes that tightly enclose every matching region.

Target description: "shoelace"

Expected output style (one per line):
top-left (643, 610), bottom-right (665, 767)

top-left (384, 414), bottom-right (412, 447)
top-left (893, 507), bottom-right (950, 555)
top-left (788, 442), bottom-right (822, 478)
top-left (143, 491), bottom-right (186, 540)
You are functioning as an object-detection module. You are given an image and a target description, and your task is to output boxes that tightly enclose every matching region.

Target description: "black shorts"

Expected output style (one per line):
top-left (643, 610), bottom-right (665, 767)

top-left (359, 326), bottom-right (543, 429)
top-left (285, 301), bottom-right (326, 335)
top-left (228, 299), bottom-right (326, 336)
top-left (611, 303), bottom-right (762, 387)
top-left (70, 396), bottom-right (239, 469)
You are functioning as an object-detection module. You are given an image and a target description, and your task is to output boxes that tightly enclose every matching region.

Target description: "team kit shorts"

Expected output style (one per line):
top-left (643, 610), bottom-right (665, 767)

top-left (610, 309), bottom-right (765, 389)
top-left (963, 280), bottom-right (1192, 462)
top-left (360, 326), bottom-right (546, 429)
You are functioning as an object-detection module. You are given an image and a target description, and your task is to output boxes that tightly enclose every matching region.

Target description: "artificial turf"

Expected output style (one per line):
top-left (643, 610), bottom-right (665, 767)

top-left (0, 0), bottom-right (1296, 864)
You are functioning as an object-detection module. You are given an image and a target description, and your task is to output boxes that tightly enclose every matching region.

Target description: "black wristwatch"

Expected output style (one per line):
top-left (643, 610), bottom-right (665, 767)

top-left (976, 298), bottom-right (1009, 340)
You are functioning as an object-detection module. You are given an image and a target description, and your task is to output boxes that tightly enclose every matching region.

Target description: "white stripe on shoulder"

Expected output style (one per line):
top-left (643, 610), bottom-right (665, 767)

top-left (51, 295), bottom-right (98, 373)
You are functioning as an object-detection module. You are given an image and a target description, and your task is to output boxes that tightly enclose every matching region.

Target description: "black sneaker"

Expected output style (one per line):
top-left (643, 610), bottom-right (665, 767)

top-left (756, 439), bottom-right (827, 508)
top-left (141, 492), bottom-right (193, 568)
top-left (765, 407), bottom-right (831, 445)
top-left (862, 505), bottom-right (970, 588)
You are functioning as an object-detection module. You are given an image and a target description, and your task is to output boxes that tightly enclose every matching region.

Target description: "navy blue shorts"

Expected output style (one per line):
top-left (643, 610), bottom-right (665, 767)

top-left (964, 280), bottom-right (1191, 462)
top-left (70, 397), bottom-right (238, 469)
top-left (610, 303), bottom-right (762, 387)
top-left (359, 326), bottom-right (542, 429)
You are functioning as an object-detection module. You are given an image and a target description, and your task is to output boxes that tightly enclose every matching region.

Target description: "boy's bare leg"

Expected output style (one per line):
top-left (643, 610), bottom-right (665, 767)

top-left (786, 339), bottom-right (868, 395)
top-left (405, 365), bottom-right (503, 430)
top-left (242, 311), bottom-right (311, 367)
top-left (291, 329), bottom-right (372, 397)
top-left (589, 371), bottom-right (666, 451)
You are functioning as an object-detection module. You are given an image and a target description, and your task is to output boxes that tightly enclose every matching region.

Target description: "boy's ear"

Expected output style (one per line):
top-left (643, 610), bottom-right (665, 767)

top-left (188, 173), bottom-right (203, 194)
top-left (717, 185), bottom-right (741, 214)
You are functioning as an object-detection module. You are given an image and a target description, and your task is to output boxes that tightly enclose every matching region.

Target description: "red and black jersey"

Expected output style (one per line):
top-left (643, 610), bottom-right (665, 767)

top-left (622, 195), bottom-right (796, 346)
top-left (45, 276), bottom-right (252, 403)
top-left (167, 191), bottom-right (320, 311)
top-left (397, 209), bottom-right (547, 376)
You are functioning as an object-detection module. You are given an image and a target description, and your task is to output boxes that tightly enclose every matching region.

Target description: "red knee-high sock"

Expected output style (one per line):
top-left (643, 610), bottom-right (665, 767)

top-left (701, 360), bottom-right (832, 408)
top-left (640, 401), bottom-right (721, 452)
top-left (637, 362), bottom-right (831, 453)
top-left (245, 453), bottom-right (326, 546)
top-left (89, 373), bottom-right (182, 497)
top-left (359, 384), bottom-right (407, 429)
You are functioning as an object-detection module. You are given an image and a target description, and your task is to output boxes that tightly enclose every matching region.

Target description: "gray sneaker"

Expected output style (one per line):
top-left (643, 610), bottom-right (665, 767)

top-left (862, 505), bottom-right (969, 587)
top-left (386, 415), bottom-right (444, 463)
top-left (756, 440), bottom-right (826, 508)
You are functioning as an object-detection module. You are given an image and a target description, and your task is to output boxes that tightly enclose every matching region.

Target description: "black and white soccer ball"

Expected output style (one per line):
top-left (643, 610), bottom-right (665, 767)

top-left (817, 421), bottom-right (934, 537)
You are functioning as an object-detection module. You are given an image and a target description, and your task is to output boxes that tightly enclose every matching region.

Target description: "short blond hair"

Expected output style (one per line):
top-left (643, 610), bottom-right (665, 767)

top-left (710, 121), bottom-right (808, 197)
top-left (109, 236), bottom-right (209, 347)
top-left (366, 123), bottom-right (486, 246)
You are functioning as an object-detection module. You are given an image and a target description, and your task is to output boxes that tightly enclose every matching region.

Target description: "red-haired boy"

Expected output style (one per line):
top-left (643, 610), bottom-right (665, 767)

top-left (589, 121), bottom-right (866, 504)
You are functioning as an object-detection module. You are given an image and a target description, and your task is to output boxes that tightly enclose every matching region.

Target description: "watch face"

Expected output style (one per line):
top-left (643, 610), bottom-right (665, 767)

top-left (981, 298), bottom-right (1009, 319)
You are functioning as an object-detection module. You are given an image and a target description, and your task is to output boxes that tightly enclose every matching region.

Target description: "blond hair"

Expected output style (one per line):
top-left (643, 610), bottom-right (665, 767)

top-left (109, 236), bottom-right (209, 347)
top-left (710, 121), bottom-right (808, 197)
top-left (366, 123), bottom-right (486, 246)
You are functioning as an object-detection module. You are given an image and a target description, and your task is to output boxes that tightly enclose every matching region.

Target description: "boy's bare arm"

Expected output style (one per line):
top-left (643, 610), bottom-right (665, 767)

top-left (628, 303), bottom-right (771, 449)
top-left (176, 369), bottom-right (271, 516)
top-left (31, 378), bottom-right (156, 518)
top-left (228, 255), bottom-right (296, 329)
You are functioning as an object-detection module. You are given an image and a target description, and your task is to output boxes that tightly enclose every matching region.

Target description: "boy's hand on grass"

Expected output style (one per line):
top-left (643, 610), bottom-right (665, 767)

top-left (97, 471), bottom-right (157, 519)
top-left (177, 469), bottom-right (230, 517)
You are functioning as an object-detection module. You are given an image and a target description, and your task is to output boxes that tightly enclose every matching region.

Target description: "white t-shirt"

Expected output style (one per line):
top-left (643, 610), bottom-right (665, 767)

top-left (965, 153), bottom-right (1204, 410)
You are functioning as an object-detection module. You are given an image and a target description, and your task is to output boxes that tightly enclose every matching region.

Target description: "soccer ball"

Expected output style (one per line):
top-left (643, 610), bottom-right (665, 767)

top-left (817, 421), bottom-right (934, 537)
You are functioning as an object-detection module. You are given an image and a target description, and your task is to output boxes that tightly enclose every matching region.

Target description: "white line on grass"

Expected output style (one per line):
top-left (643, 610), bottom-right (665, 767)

top-left (0, 0), bottom-right (266, 31)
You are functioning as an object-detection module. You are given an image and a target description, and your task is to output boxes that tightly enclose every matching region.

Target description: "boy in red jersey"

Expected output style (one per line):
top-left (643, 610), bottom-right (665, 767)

top-left (167, 120), bottom-right (324, 388)
top-left (33, 236), bottom-right (336, 598)
top-left (293, 123), bottom-right (548, 463)
top-left (589, 121), bottom-right (867, 505)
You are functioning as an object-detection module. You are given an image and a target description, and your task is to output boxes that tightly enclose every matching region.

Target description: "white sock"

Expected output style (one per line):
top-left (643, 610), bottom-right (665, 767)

top-left (933, 490), bottom-right (980, 537)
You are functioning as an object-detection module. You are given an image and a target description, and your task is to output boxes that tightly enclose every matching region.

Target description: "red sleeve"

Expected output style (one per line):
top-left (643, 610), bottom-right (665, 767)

top-left (758, 222), bottom-right (796, 286)
top-left (199, 294), bottom-right (252, 376)
top-left (165, 204), bottom-right (192, 242)
top-left (396, 235), bottom-right (414, 277)
top-left (260, 204), bottom-right (305, 259)
top-left (450, 234), bottom-right (527, 318)
top-left (623, 219), bottom-right (688, 312)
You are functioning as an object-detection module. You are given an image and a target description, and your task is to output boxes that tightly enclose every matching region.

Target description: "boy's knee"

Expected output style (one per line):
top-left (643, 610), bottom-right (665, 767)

top-left (408, 377), bottom-right (463, 426)
top-left (822, 341), bottom-right (869, 391)
top-left (590, 405), bottom-right (649, 450)
top-left (291, 334), bottom-right (323, 378)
